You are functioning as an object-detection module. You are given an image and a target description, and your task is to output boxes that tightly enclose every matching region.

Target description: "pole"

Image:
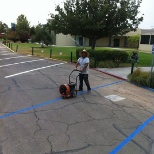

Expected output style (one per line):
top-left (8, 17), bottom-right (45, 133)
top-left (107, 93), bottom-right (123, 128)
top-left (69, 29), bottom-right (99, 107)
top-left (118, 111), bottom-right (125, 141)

top-left (131, 62), bottom-right (134, 74)
top-left (16, 45), bottom-right (18, 52)
top-left (70, 52), bottom-right (73, 62)
top-left (150, 54), bottom-right (154, 86)
top-left (50, 49), bottom-right (52, 58)
top-left (94, 54), bottom-right (97, 68)
top-left (32, 47), bottom-right (34, 55)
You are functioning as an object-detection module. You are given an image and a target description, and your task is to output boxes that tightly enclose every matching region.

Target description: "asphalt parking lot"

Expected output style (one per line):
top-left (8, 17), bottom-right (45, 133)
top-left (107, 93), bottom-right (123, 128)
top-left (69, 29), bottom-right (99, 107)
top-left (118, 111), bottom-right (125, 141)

top-left (0, 43), bottom-right (154, 154)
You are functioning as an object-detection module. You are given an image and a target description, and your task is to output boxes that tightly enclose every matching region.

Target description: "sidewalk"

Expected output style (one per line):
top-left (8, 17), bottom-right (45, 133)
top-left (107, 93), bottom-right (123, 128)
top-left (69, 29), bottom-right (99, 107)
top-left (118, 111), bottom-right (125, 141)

top-left (96, 67), bottom-right (151, 80)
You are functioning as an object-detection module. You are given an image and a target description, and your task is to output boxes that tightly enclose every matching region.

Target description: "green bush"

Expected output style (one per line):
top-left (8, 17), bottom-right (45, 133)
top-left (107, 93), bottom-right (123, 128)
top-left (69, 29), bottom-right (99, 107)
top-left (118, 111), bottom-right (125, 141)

top-left (128, 68), bottom-right (154, 88)
top-left (2, 40), bottom-right (13, 44)
top-left (76, 49), bottom-right (129, 67)
top-left (89, 59), bottom-right (94, 68)
top-left (98, 61), bottom-right (117, 68)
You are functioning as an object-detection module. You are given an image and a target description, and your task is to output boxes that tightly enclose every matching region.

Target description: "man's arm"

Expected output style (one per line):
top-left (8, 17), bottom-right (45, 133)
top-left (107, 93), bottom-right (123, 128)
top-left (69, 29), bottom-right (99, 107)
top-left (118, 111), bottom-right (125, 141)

top-left (76, 61), bottom-right (80, 69)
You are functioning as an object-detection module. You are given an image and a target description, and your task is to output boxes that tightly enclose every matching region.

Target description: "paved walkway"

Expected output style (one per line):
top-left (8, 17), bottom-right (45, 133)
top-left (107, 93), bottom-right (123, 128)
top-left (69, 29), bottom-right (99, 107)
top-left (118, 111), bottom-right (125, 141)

top-left (97, 67), bottom-right (152, 80)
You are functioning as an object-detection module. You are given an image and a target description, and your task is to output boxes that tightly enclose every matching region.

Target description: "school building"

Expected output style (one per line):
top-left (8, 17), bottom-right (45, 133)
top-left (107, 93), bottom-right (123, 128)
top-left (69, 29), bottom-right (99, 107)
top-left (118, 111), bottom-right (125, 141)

top-left (55, 28), bottom-right (154, 52)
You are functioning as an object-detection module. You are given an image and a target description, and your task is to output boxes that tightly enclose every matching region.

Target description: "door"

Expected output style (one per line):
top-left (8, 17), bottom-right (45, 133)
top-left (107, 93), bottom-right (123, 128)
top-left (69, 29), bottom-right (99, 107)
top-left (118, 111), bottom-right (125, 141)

top-left (114, 39), bottom-right (120, 47)
top-left (79, 37), bottom-right (83, 46)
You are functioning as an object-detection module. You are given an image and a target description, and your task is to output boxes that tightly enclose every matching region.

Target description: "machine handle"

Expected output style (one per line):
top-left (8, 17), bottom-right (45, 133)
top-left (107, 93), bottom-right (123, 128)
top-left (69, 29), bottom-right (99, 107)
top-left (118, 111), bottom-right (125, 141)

top-left (70, 69), bottom-right (80, 75)
top-left (69, 69), bottom-right (80, 84)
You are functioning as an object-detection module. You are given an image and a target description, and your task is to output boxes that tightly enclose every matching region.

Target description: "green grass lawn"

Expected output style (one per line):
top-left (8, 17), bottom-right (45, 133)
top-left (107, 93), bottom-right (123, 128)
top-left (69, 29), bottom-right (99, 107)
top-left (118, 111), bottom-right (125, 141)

top-left (10, 43), bottom-right (153, 67)
top-left (12, 43), bottom-right (78, 61)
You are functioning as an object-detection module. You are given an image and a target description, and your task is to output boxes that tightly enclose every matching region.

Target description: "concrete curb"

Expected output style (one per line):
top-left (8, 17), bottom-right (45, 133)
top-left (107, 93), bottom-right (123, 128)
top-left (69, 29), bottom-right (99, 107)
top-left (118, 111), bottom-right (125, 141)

top-left (91, 68), bottom-right (126, 80)
top-left (1, 43), bottom-right (15, 53)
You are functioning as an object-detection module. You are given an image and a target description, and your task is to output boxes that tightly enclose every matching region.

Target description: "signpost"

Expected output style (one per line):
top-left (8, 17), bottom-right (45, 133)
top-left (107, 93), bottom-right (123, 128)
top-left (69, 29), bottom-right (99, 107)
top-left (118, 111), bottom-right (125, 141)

top-left (150, 44), bottom-right (154, 86)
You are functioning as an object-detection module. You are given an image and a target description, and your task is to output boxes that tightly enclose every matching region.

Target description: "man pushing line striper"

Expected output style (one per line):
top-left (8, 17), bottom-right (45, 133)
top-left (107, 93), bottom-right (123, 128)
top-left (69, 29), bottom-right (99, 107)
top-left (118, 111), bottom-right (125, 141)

top-left (76, 49), bottom-right (91, 92)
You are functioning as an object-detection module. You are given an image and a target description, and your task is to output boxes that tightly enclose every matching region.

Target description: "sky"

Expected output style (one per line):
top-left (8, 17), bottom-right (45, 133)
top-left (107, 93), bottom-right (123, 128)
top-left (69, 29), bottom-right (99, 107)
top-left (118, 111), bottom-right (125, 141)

top-left (0, 0), bottom-right (153, 29)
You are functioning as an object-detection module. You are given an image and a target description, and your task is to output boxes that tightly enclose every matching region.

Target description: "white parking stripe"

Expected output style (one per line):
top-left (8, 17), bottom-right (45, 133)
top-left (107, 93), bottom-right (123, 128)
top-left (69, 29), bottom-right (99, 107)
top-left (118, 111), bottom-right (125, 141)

top-left (0, 59), bottom-right (44, 68)
top-left (0, 55), bottom-right (31, 61)
top-left (0, 51), bottom-right (9, 53)
top-left (0, 53), bottom-right (15, 55)
top-left (5, 63), bottom-right (65, 78)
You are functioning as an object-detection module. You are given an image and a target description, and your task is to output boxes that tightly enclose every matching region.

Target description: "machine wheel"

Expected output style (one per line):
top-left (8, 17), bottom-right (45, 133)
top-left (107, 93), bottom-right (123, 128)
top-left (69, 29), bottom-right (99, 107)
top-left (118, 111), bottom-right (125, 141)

top-left (72, 89), bottom-right (77, 97)
top-left (62, 96), bottom-right (66, 99)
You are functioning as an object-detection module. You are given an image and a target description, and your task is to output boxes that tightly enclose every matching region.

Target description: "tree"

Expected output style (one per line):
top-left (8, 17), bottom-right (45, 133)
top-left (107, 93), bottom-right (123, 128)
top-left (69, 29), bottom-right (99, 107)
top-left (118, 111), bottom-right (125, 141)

top-left (30, 26), bottom-right (35, 37)
top-left (0, 21), bottom-right (8, 33)
top-left (31, 24), bottom-right (52, 46)
top-left (16, 14), bottom-right (30, 42)
top-left (128, 35), bottom-right (140, 48)
top-left (47, 19), bottom-right (56, 44)
top-left (7, 30), bottom-right (19, 42)
top-left (51, 0), bottom-right (143, 50)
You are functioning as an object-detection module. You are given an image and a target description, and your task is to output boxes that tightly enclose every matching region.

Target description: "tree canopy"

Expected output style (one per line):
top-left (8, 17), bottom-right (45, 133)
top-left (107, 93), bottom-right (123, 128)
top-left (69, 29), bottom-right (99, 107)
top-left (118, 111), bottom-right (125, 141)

top-left (16, 14), bottom-right (30, 42)
top-left (51, 0), bottom-right (143, 49)
top-left (0, 21), bottom-right (8, 33)
top-left (31, 24), bottom-right (52, 46)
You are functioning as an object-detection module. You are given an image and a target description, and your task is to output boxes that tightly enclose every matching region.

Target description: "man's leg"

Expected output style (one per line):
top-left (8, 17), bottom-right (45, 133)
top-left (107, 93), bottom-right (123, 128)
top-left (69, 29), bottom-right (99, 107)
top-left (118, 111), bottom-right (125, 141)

top-left (83, 74), bottom-right (91, 91)
top-left (79, 73), bottom-right (83, 91)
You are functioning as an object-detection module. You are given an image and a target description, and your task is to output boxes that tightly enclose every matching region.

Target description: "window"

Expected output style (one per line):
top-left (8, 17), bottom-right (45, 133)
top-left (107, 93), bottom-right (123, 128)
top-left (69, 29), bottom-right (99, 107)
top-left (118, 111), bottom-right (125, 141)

top-left (140, 35), bottom-right (150, 44)
top-left (150, 35), bottom-right (154, 45)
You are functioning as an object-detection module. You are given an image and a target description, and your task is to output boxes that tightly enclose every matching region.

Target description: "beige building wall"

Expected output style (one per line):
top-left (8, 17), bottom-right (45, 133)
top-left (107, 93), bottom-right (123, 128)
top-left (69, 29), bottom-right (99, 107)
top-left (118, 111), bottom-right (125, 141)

top-left (139, 44), bottom-right (153, 51)
top-left (124, 29), bottom-right (141, 36)
top-left (56, 34), bottom-right (75, 46)
top-left (96, 38), bottom-right (109, 47)
top-left (84, 38), bottom-right (89, 46)
top-left (55, 29), bottom-right (147, 48)
top-left (138, 29), bottom-right (154, 51)
top-left (96, 36), bottom-right (129, 47)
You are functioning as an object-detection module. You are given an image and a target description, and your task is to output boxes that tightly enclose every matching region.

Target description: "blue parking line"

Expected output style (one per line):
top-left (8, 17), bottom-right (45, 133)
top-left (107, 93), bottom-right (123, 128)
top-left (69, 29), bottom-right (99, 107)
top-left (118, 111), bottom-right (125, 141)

top-left (0, 80), bottom-right (123, 119)
top-left (110, 114), bottom-right (154, 154)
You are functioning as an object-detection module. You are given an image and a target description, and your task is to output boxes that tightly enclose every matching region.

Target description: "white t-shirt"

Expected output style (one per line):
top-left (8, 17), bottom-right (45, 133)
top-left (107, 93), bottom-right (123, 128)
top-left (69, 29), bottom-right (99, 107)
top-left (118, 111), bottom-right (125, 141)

top-left (78, 57), bottom-right (89, 74)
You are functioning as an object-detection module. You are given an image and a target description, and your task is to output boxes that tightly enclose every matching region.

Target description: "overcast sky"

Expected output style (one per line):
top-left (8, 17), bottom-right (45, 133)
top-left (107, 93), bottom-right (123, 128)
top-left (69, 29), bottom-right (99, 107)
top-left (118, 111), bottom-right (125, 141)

top-left (0, 0), bottom-right (153, 29)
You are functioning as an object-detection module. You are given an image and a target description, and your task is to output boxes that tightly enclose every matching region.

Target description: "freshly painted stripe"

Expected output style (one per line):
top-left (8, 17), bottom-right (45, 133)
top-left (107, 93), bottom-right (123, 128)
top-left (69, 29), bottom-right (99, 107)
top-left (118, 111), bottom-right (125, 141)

top-left (0, 53), bottom-right (15, 55)
top-left (0, 80), bottom-right (124, 119)
top-left (110, 114), bottom-right (154, 154)
top-left (0, 55), bottom-right (31, 61)
top-left (91, 81), bottom-right (123, 91)
top-left (0, 59), bottom-right (44, 68)
top-left (5, 63), bottom-right (65, 78)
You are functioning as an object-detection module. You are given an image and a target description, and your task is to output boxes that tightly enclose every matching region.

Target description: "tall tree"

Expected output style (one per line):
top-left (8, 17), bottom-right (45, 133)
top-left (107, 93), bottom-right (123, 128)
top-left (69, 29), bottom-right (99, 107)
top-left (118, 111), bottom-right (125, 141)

top-left (0, 21), bottom-right (8, 33)
top-left (31, 24), bottom-right (52, 46)
top-left (16, 14), bottom-right (30, 42)
top-left (7, 30), bottom-right (19, 42)
top-left (51, 0), bottom-right (143, 49)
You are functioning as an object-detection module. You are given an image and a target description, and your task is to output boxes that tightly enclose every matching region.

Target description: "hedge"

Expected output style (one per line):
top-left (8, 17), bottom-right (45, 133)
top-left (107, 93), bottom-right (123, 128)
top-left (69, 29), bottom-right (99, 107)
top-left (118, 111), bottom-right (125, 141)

top-left (76, 48), bottom-right (129, 67)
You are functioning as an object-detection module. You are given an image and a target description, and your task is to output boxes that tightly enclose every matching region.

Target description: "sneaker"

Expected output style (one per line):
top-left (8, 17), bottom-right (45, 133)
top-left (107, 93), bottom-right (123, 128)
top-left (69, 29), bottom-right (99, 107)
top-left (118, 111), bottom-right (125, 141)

top-left (87, 89), bottom-right (91, 93)
top-left (78, 89), bottom-right (83, 91)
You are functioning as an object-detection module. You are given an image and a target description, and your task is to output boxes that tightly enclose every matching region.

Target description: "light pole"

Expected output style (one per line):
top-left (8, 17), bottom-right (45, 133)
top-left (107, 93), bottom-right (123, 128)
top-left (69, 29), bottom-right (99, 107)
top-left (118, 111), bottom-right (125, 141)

top-left (150, 28), bottom-right (154, 86)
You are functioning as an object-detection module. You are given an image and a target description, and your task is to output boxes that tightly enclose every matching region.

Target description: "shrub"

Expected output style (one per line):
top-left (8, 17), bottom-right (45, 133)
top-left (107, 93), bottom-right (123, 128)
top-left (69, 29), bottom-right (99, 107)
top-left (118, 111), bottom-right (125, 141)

top-left (15, 41), bottom-right (22, 43)
top-left (76, 49), bottom-right (129, 67)
top-left (89, 59), bottom-right (94, 68)
top-left (98, 61), bottom-right (117, 68)
top-left (2, 40), bottom-right (13, 44)
top-left (128, 68), bottom-right (154, 88)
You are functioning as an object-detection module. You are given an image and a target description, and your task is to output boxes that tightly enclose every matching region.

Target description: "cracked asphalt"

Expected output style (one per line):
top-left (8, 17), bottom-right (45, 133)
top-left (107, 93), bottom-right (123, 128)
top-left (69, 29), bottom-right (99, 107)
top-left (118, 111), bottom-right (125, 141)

top-left (0, 44), bottom-right (154, 154)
